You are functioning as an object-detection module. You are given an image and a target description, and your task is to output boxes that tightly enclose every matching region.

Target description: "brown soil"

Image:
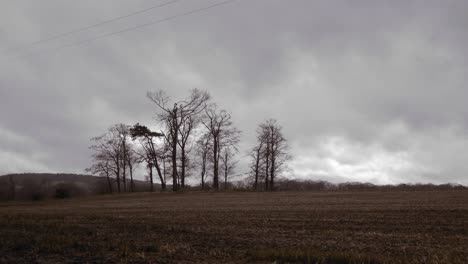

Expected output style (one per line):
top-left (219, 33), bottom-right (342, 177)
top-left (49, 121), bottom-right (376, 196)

top-left (0, 190), bottom-right (467, 263)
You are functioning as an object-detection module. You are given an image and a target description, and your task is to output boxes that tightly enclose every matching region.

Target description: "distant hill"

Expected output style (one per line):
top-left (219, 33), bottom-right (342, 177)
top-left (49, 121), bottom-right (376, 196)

top-left (0, 173), bottom-right (153, 201)
top-left (1, 173), bottom-right (104, 184)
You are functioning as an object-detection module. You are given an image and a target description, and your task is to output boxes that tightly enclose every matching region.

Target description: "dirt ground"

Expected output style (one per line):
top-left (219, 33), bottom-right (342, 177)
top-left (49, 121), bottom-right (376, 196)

top-left (0, 190), bottom-right (467, 263)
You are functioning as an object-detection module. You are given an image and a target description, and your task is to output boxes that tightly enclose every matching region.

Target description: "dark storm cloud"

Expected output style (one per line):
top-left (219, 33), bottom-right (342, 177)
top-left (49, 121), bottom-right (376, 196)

top-left (1, 0), bottom-right (468, 184)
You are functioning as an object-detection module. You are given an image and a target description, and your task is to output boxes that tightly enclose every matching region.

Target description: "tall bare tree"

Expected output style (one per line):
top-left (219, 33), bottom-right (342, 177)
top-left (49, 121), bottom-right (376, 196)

top-left (202, 104), bottom-right (241, 190)
top-left (147, 89), bottom-right (210, 191)
top-left (178, 116), bottom-right (196, 189)
top-left (195, 132), bottom-right (211, 190)
top-left (257, 119), bottom-right (291, 191)
top-left (125, 147), bottom-right (139, 192)
top-left (88, 124), bottom-right (129, 193)
top-left (220, 147), bottom-right (238, 190)
top-left (264, 127), bottom-right (271, 191)
top-left (130, 123), bottom-right (165, 191)
top-left (86, 158), bottom-right (114, 193)
top-left (115, 124), bottom-right (131, 192)
top-left (249, 138), bottom-right (265, 191)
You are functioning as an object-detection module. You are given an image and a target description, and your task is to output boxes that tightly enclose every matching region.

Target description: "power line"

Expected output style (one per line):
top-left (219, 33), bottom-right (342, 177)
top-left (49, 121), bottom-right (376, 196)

top-left (5, 0), bottom-right (239, 60)
top-left (2, 0), bottom-right (181, 54)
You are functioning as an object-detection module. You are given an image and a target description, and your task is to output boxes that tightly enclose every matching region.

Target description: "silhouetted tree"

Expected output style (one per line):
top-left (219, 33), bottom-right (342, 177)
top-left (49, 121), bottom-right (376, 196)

top-left (221, 147), bottom-right (238, 190)
top-left (249, 138), bottom-right (265, 191)
top-left (178, 116), bottom-right (197, 189)
top-left (147, 89), bottom-right (210, 191)
top-left (126, 146), bottom-right (139, 192)
top-left (202, 104), bottom-right (241, 190)
top-left (195, 133), bottom-right (211, 190)
top-left (88, 125), bottom-right (128, 193)
top-left (249, 119), bottom-right (290, 191)
top-left (130, 123), bottom-right (165, 191)
top-left (115, 124), bottom-right (131, 192)
top-left (259, 119), bottom-right (290, 191)
top-left (86, 159), bottom-right (114, 193)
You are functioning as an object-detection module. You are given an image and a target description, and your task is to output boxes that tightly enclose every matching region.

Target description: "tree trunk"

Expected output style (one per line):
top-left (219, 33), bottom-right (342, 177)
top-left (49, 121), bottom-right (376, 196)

top-left (201, 173), bottom-right (205, 190)
top-left (129, 163), bottom-right (134, 192)
top-left (149, 165), bottom-right (154, 192)
top-left (270, 131), bottom-right (276, 191)
top-left (224, 170), bottom-right (228, 190)
top-left (106, 171), bottom-right (113, 194)
top-left (270, 154), bottom-right (275, 191)
top-left (224, 151), bottom-right (228, 190)
top-left (254, 171), bottom-right (258, 191)
top-left (201, 151), bottom-right (206, 190)
top-left (270, 157), bottom-right (275, 191)
top-left (254, 147), bottom-right (261, 191)
top-left (163, 159), bottom-right (167, 186)
top-left (265, 142), bottom-right (270, 192)
top-left (116, 163), bottom-right (121, 193)
top-left (172, 125), bottom-right (178, 192)
top-left (154, 159), bottom-right (165, 192)
top-left (122, 139), bottom-right (127, 192)
top-left (123, 174), bottom-right (127, 192)
top-left (213, 139), bottom-right (219, 190)
top-left (181, 147), bottom-right (186, 189)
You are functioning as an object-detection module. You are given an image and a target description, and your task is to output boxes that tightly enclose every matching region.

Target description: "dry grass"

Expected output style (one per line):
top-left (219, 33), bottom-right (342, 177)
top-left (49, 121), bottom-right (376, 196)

top-left (0, 190), bottom-right (467, 263)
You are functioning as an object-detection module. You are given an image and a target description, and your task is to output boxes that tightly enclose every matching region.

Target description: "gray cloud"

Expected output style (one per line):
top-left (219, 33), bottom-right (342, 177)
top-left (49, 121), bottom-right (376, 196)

top-left (1, 0), bottom-right (468, 184)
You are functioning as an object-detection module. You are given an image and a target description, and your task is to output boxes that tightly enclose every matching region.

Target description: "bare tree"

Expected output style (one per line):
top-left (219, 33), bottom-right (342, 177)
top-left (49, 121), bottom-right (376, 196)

top-left (88, 125), bottom-right (127, 193)
top-left (264, 127), bottom-right (271, 191)
top-left (86, 158), bottom-right (114, 194)
top-left (202, 104), bottom-right (241, 190)
top-left (257, 119), bottom-right (291, 191)
top-left (249, 138), bottom-right (265, 191)
top-left (220, 147), bottom-right (238, 190)
top-left (126, 147), bottom-right (139, 192)
top-left (147, 89), bottom-right (210, 191)
top-left (114, 124), bottom-right (131, 192)
top-left (161, 138), bottom-right (171, 187)
top-left (195, 133), bottom-right (211, 190)
top-left (178, 116), bottom-right (196, 189)
top-left (130, 123), bottom-right (165, 191)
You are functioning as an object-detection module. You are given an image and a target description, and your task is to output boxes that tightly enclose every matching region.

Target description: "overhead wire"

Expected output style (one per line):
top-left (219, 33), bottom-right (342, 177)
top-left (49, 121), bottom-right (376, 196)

top-left (4, 0), bottom-right (239, 60)
top-left (1, 0), bottom-right (181, 54)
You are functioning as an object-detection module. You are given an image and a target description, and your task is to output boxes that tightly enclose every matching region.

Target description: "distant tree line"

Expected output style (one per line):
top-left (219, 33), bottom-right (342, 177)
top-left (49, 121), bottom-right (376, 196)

top-left (0, 173), bottom-right (466, 201)
top-left (87, 89), bottom-right (290, 193)
top-left (272, 180), bottom-right (468, 192)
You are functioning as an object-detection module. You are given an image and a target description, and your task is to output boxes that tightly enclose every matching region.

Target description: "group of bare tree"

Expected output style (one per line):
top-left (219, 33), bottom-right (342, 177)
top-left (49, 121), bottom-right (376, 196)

top-left (87, 89), bottom-right (289, 193)
top-left (86, 124), bottom-right (139, 193)
top-left (146, 89), bottom-right (212, 191)
top-left (201, 105), bottom-right (241, 190)
top-left (249, 119), bottom-right (290, 191)
top-left (129, 123), bottom-right (166, 191)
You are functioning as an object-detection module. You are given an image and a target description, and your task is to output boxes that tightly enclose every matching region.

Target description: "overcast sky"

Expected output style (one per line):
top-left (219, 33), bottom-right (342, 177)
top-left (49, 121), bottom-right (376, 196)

top-left (1, 0), bottom-right (467, 185)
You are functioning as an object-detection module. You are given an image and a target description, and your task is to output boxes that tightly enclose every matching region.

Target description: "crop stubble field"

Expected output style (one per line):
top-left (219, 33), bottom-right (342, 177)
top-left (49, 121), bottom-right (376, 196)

top-left (0, 190), bottom-right (467, 263)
